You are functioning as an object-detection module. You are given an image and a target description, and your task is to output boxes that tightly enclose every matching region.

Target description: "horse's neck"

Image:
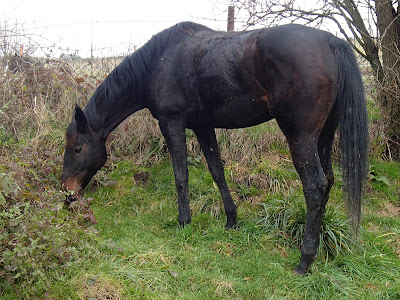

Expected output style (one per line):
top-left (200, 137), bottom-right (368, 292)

top-left (84, 57), bottom-right (147, 139)
top-left (86, 90), bottom-right (144, 139)
top-left (84, 25), bottom-right (183, 137)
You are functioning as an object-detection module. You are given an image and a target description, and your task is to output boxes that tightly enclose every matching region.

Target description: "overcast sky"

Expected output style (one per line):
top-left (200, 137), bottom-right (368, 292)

top-left (2, 0), bottom-right (332, 57)
top-left (2, 0), bottom-right (233, 56)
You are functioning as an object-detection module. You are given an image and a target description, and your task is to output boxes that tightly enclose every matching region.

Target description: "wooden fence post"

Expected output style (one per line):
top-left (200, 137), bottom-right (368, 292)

top-left (227, 6), bottom-right (235, 32)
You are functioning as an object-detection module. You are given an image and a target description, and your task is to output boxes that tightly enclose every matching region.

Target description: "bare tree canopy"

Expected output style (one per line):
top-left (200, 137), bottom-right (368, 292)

top-left (231, 0), bottom-right (400, 158)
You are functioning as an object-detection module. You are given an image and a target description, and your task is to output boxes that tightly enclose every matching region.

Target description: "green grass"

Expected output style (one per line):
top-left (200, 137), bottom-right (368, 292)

top-left (14, 157), bottom-right (394, 299)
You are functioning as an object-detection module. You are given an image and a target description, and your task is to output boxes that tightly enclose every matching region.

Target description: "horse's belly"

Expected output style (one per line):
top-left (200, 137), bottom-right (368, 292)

top-left (209, 98), bottom-right (273, 129)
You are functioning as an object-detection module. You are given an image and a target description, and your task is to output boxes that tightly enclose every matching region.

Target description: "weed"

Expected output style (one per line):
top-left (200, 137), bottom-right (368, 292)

top-left (0, 172), bottom-right (21, 204)
top-left (0, 187), bottom-right (98, 297)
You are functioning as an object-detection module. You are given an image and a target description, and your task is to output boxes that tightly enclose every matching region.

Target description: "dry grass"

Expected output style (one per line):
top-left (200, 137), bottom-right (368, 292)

top-left (372, 201), bottom-right (400, 218)
top-left (76, 276), bottom-right (124, 300)
top-left (106, 110), bottom-right (165, 164)
top-left (1, 59), bottom-right (83, 152)
top-left (216, 123), bottom-right (287, 167)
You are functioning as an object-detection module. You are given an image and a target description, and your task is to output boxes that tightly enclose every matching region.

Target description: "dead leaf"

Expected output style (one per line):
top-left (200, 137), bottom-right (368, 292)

top-left (56, 201), bottom-right (64, 211)
top-left (89, 214), bottom-right (97, 225)
top-left (244, 277), bottom-right (253, 281)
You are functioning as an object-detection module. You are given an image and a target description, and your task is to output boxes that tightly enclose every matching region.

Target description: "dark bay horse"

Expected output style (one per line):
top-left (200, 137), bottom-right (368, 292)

top-left (62, 22), bottom-right (368, 274)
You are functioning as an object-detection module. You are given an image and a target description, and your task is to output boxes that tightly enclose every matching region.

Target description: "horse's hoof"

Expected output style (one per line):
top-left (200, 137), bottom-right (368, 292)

top-left (178, 218), bottom-right (191, 227)
top-left (225, 213), bottom-right (237, 229)
top-left (293, 263), bottom-right (311, 275)
top-left (293, 267), bottom-right (307, 275)
top-left (225, 221), bottom-right (238, 230)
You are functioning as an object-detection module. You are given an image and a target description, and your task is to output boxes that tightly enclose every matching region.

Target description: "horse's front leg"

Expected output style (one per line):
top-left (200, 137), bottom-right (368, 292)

top-left (194, 128), bottom-right (237, 228)
top-left (159, 119), bottom-right (191, 226)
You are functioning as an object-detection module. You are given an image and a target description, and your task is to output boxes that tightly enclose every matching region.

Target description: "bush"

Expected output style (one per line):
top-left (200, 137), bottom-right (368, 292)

top-left (0, 188), bottom-right (98, 297)
top-left (0, 155), bottom-right (98, 297)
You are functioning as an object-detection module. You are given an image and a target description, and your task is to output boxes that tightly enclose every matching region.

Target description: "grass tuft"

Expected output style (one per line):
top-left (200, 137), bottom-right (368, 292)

top-left (257, 195), bottom-right (356, 261)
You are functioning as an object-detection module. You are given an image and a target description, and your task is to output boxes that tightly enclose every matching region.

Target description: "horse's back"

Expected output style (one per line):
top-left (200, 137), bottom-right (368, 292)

top-left (148, 23), bottom-right (340, 131)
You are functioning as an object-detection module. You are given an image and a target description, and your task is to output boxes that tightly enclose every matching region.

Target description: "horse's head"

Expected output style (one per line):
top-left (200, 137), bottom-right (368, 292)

top-left (61, 105), bottom-right (107, 202)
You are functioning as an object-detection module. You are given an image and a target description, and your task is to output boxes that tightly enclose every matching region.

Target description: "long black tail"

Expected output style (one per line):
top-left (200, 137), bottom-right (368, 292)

top-left (330, 37), bottom-right (369, 232)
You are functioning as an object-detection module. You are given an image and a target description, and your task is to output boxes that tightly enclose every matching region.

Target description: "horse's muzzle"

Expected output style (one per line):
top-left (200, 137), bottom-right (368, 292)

top-left (62, 178), bottom-right (82, 204)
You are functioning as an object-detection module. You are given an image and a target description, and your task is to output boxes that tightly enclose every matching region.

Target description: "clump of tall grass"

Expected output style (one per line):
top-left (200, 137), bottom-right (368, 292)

top-left (258, 195), bottom-right (356, 261)
top-left (106, 110), bottom-right (167, 164)
top-left (1, 60), bottom-right (78, 153)
top-left (190, 194), bottom-right (223, 219)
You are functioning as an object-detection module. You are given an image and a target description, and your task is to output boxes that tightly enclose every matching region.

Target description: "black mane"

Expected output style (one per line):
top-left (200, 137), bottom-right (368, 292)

top-left (83, 22), bottom-right (213, 130)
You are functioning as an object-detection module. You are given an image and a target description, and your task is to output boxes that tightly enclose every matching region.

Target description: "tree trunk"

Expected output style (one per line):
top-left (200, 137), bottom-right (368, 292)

top-left (375, 0), bottom-right (400, 158)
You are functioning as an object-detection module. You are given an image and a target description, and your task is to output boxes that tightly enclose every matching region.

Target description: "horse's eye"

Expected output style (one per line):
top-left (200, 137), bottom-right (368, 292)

top-left (74, 147), bottom-right (82, 153)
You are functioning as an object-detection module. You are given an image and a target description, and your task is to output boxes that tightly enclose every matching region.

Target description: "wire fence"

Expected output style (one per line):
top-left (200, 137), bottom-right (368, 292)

top-left (0, 37), bottom-right (126, 110)
top-left (0, 20), bottom-right (164, 84)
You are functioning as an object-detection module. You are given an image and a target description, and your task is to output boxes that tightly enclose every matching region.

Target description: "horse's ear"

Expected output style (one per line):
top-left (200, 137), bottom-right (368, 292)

top-left (74, 105), bottom-right (87, 132)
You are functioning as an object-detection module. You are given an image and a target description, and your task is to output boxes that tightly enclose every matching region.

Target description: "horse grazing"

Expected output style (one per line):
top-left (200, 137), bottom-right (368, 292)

top-left (62, 22), bottom-right (368, 274)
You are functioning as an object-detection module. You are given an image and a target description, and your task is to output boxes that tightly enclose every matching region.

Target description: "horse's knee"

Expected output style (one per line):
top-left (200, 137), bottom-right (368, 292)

top-left (175, 180), bottom-right (185, 193)
top-left (174, 173), bottom-right (188, 192)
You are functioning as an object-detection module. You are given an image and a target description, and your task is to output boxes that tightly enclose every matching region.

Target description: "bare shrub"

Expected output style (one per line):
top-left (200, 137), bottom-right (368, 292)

top-left (106, 109), bottom-right (165, 164)
top-left (216, 121), bottom-right (287, 167)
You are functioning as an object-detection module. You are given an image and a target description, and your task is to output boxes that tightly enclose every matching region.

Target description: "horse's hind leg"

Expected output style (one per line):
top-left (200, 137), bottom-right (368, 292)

top-left (288, 135), bottom-right (330, 274)
top-left (292, 119), bottom-right (337, 273)
top-left (194, 128), bottom-right (237, 228)
top-left (318, 111), bottom-right (339, 203)
top-left (159, 119), bottom-right (191, 226)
